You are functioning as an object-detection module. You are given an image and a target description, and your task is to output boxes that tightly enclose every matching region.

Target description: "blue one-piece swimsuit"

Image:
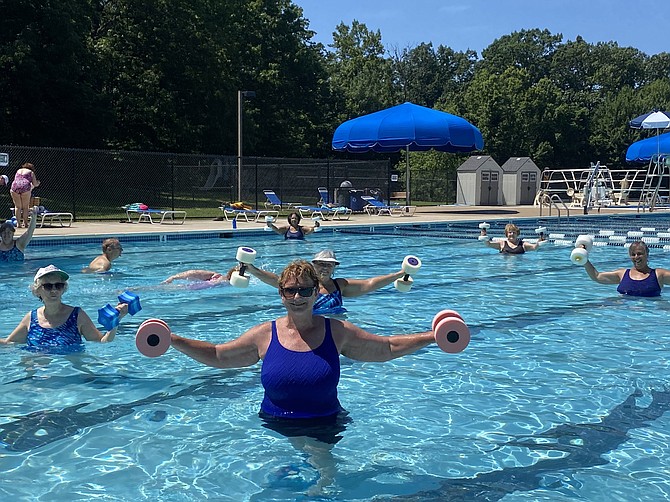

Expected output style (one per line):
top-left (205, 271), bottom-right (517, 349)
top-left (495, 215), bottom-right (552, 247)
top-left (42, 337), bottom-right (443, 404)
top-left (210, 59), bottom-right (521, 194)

top-left (617, 268), bottom-right (661, 297)
top-left (0, 243), bottom-right (24, 262)
top-left (25, 307), bottom-right (85, 352)
top-left (260, 318), bottom-right (341, 419)
top-left (284, 226), bottom-right (305, 240)
top-left (313, 280), bottom-right (346, 315)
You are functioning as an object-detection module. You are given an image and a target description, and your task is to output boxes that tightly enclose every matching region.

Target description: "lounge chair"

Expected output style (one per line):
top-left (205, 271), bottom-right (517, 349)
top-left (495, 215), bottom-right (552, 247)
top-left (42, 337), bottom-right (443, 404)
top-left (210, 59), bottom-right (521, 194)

top-left (297, 204), bottom-right (352, 221)
top-left (263, 190), bottom-right (301, 210)
top-left (219, 206), bottom-right (278, 222)
top-left (360, 195), bottom-right (416, 217)
top-left (36, 207), bottom-right (74, 228)
top-left (123, 205), bottom-right (187, 224)
top-left (313, 187), bottom-right (353, 220)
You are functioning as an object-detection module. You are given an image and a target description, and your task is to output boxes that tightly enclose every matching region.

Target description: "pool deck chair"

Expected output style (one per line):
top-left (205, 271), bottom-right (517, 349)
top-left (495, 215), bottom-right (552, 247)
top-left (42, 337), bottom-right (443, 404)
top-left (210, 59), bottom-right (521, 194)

top-left (263, 190), bottom-right (301, 210)
top-left (38, 210), bottom-right (74, 228)
top-left (219, 206), bottom-right (278, 222)
top-left (360, 195), bottom-right (416, 217)
top-left (297, 205), bottom-right (352, 221)
top-left (125, 208), bottom-right (187, 224)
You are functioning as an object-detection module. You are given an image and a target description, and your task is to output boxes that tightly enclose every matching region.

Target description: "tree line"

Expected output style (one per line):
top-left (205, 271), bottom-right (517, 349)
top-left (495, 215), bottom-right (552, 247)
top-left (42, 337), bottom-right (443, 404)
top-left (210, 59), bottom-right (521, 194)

top-left (1, 0), bottom-right (669, 176)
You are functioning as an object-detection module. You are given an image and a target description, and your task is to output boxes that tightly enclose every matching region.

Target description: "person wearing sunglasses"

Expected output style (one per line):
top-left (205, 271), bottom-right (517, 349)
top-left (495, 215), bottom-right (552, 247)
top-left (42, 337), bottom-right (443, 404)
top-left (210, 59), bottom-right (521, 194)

top-left (246, 249), bottom-right (407, 315)
top-left (169, 259), bottom-right (435, 494)
top-left (1, 265), bottom-right (129, 352)
top-left (170, 259), bottom-right (434, 427)
top-left (82, 238), bottom-right (124, 273)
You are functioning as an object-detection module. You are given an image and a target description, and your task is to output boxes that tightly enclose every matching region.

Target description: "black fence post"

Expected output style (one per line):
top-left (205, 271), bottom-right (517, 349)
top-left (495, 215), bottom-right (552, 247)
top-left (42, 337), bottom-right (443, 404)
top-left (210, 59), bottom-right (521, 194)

top-left (170, 157), bottom-right (175, 211)
top-left (70, 150), bottom-right (76, 218)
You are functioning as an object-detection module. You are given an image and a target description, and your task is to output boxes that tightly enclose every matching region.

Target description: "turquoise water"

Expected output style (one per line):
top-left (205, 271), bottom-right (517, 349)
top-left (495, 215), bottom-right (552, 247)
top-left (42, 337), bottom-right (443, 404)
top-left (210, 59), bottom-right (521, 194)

top-left (1, 231), bottom-right (670, 501)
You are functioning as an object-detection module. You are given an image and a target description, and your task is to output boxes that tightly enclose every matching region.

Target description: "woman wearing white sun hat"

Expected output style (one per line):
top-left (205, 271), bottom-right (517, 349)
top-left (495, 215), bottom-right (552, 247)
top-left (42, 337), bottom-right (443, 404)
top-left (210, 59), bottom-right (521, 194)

top-left (246, 249), bottom-right (407, 314)
top-left (0, 265), bottom-right (128, 352)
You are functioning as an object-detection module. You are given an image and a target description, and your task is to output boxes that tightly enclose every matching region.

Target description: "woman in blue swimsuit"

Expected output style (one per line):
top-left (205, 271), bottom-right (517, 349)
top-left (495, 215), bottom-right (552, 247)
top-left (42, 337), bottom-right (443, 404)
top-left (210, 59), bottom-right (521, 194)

top-left (1, 265), bottom-right (128, 351)
top-left (268, 211), bottom-right (319, 240)
top-left (169, 260), bottom-right (435, 493)
top-left (582, 241), bottom-right (670, 297)
top-left (0, 209), bottom-right (37, 263)
top-left (246, 249), bottom-right (408, 315)
top-left (170, 259), bottom-right (434, 419)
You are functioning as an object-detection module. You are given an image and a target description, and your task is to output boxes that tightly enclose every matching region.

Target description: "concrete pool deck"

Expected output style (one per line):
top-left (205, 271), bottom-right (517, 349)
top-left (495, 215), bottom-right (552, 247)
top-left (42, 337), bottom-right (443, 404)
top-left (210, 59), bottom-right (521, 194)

top-left (26, 204), bottom-right (650, 241)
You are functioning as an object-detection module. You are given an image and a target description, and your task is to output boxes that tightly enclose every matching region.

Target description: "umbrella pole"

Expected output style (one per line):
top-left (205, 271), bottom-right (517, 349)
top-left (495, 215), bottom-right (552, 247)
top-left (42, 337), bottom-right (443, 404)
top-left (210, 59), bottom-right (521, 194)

top-left (405, 146), bottom-right (410, 206)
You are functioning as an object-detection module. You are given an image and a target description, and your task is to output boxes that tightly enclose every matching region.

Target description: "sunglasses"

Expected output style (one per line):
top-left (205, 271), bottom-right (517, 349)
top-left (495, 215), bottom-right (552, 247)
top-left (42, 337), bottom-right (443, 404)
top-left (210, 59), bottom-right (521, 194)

top-left (280, 286), bottom-right (316, 298)
top-left (42, 282), bottom-right (66, 291)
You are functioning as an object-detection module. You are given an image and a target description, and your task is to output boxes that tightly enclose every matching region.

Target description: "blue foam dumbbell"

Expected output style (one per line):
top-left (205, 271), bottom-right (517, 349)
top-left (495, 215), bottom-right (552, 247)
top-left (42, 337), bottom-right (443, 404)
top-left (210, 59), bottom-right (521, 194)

top-left (98, 304), bottom-right (121, 331)
top-left (118, 291), bottom-right (142, 315)
top-left (98, 291), bottom-right (142, 330)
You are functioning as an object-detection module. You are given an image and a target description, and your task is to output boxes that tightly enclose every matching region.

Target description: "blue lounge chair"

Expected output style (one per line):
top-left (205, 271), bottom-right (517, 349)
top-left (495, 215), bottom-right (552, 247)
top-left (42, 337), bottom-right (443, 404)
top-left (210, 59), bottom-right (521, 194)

top-left (313, 186), bottom-right (353, 219)
top-left (263, 190), bottom-right (301, 210)
top-left (360, 195), bottom-right (416, 217)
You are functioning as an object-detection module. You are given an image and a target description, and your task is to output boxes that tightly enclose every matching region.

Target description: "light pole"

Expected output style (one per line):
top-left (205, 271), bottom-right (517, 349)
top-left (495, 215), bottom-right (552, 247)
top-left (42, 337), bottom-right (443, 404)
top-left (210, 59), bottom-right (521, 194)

top-left (237, 90), bottom-right (256, 201)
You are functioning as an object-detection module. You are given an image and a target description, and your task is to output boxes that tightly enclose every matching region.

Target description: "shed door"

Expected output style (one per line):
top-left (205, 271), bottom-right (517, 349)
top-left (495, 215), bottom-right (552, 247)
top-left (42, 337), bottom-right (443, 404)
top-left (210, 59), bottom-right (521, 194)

top-left (480, 171), bottom-right (499, 205)
top-left (520, 171), bottom-right (537, 205)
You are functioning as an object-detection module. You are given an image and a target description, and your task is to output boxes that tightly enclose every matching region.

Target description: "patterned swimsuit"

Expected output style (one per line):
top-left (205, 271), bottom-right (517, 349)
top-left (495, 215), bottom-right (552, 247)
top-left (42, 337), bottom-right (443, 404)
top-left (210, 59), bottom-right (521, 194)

top-left (25, 307), bottom-right (84, 353)
top-left (0, 242), bottom-right (24, 262)
top-left (11, 171), bottom-right (33, 194)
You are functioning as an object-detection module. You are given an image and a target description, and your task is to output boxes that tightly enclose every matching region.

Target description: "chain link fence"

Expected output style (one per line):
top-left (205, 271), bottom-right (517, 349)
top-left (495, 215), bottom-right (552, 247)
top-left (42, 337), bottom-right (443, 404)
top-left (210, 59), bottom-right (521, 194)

top-left (0, 146), bottom-right (403, 220)
top-left (0, 146), bottom-right (460, 220)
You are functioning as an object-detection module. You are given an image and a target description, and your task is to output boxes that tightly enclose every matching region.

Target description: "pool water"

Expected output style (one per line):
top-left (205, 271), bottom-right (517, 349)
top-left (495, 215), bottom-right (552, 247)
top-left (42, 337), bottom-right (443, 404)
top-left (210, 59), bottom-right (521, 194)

top-left (1, 231), bottom-right (670, 501)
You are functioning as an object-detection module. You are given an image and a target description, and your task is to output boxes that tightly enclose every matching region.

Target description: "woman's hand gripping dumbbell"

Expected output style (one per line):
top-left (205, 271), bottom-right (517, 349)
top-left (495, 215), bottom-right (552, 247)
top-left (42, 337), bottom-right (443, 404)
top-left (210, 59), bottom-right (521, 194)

top-left (230, 246), bottom-right (257, 288)
top-left (535, 226), bottom-right (549, 247)
top-left (570, 235), bottom-right (593, 265)
top-left (97, 291), bottom-right (142, 330)
top-left (394, 255), bottom-right (422, 292)
top-left (479, 222), bottom-right (491, 241)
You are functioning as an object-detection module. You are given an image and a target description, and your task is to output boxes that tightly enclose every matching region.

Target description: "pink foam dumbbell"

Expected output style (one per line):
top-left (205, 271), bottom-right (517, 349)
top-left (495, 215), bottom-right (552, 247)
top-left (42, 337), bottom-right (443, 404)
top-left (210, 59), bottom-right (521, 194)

top-left (136, 318), bottom-right (171, 358)
top-left (432, 309), bottom-right (470, 353)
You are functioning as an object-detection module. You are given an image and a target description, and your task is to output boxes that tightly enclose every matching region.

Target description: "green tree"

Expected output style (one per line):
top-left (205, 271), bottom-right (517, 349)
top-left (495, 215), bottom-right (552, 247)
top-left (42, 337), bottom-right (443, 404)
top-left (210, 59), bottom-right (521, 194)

top-left (0, 0), bottom-right (109, 147)
top-left (327, 20), bottom-right (396, 121)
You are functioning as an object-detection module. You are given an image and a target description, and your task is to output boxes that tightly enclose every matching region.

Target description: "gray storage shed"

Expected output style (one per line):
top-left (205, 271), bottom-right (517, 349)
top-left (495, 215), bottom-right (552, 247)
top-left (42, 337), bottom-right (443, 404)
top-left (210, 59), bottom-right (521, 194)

top-left (501, 157), bottom-right (541, 205)
top-left (456, 156), bottom-right (503, 205)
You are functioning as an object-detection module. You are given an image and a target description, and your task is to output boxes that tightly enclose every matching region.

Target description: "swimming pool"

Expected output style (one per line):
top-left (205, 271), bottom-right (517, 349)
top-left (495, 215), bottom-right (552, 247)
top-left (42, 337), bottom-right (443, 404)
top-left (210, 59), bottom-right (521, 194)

top-left (1, 230), bottom-right (670, 501)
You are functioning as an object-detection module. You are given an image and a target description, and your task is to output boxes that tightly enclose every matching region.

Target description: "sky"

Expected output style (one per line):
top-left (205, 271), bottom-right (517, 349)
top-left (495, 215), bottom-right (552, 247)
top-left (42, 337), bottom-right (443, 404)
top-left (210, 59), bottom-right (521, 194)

top-left (292, 0), bottom-right (670, 56)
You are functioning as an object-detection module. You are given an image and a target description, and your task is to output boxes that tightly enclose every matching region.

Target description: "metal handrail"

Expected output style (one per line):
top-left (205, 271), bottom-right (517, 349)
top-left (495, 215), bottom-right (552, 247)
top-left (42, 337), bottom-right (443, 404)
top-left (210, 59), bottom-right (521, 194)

top-left (538, 191), bottom-right (569, 223)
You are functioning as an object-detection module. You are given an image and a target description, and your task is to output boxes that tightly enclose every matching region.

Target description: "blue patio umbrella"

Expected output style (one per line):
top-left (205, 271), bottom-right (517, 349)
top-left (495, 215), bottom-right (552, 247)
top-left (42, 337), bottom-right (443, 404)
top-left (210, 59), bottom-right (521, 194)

top-left (628, 110), bottom-right (670, 162)
top-left (626, 130), bottom-right (670, 163)
top-left (332, 102), bottom-right (483, 205)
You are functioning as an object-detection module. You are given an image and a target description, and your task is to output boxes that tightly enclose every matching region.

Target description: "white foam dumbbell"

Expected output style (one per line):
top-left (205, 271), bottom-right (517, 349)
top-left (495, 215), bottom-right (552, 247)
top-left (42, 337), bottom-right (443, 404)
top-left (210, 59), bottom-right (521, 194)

top-left (478, 222), bottom-right (491, 241)
top-left (432, 310), bottom-right (470, 353)
top-left (535, 226), bottom-right (548, 247)
top-left (394, 255), bottom-right (422, 292)
top-left (230, 246), bottom-right (257, 288)
top-left (570, 235), bottom-right (593, 265)
top-left (312, 215), bottom-right (322, 232)
top-left (264, 215), bottom-right (275, 231)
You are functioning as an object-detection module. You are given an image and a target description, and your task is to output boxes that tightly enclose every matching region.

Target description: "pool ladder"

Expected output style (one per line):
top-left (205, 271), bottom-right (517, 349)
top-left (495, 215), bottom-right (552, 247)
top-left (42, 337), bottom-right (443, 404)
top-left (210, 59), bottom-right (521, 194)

top-left (538, 192), bottom-right (570, 223)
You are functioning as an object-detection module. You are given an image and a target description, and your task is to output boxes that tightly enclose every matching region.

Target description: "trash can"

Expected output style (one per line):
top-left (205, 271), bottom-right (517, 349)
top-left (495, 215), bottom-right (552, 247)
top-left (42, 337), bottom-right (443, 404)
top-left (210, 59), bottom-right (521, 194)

top-left (337, 189), bottom-right (351, 208)
top-left (348, 189), bottom-right (366, 211)
top-left (336, 180), bottom-right (354, 207)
